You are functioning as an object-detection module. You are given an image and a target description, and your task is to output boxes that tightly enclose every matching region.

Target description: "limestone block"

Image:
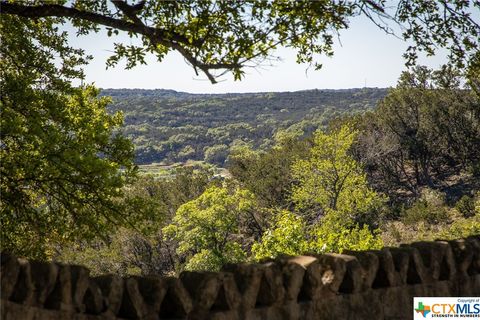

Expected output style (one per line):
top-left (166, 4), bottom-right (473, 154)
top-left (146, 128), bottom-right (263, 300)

top-left (83, 280), bottom-right (104, 315)
top-left (382, 286), bottom-right (410, 319)
top-left (222, 263), bottom-right (263, 310)
top-left (343, 250), bottom-right (380, 291)
top-left (1, 252), bottom-right (20, 300)
top-left (44, 264), bottom-right (73, 311)
top-left (29, 260), bottom-right (58, 308)
top-left (158, 277), bottom-right (192, 319)
top-left (2, 299), bottom-right (35, 320)
top-left (277, 256), bottom-right (309, 302)
top-left (215, 272), bottom-right (242, 311)
top-left (255, 262), bottom-right (285, 307)
top-left (207, 309), bottom-right (240, 320)
top-left (9, 258), bottom-right (34, 305)
top-left (343, 290), bottom-right (383, 320)
top-left (370, 248), bottom-right (402, 288)
top-left (117, 277), bottom-right (150, 319)
top-left (279, 301), bottom-right (301, 320)
top-left (389, 247), bottom-right (431, 285)
top-left (448, 239), bottom-right (474, 276)
top-left (408, 241), bottom-right (456, 280)
top-left (181, 271), bottom-right (221, 315)
top-left (180, 271), bottom-right (241, 319)
top-left (315, 253), bottom-right (348, 294)
top-left (244, 306), bottom-right (285, 320)
top-left (136, 275), bottom-right (168, 316)
top-left (93, 274), bottom-right (124, 316)
top-left (466, 236), bottom-right (480, 274)
top-left (70, 265), bottom-right (90, 312)
top-left (290, 256), bottom-right (323, 302)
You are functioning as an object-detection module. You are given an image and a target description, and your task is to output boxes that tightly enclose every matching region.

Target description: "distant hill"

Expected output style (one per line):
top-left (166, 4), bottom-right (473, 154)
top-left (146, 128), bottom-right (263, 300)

top-left (102, 88), bottom-right (388, 165)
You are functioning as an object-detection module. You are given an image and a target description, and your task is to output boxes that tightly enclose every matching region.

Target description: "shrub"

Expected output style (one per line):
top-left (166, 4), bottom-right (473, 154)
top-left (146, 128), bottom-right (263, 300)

top-left (455, 195), bottom-right (476, 218)
top-left (403, 200), bottom-right (449, 225)
top-left (252, 210), bottom-right (308, 260)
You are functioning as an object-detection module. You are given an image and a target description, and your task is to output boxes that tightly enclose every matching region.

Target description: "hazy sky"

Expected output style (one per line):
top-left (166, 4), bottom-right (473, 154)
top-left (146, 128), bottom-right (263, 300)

top-left (68, 14), bottom-right (449, 93)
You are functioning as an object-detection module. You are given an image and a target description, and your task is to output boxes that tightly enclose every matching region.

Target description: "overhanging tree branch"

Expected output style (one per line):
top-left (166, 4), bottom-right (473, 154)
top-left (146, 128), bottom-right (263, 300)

top-left (0, 1), bottom-right (241, 83)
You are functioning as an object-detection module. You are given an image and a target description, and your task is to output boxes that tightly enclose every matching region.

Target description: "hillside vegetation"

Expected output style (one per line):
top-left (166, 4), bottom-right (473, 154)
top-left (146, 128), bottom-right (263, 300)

top-left (103, 88), bottom-right (387, 165)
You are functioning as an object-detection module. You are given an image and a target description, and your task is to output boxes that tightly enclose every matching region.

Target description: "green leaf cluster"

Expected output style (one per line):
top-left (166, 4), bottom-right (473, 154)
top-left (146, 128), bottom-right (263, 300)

top-left (163, 185), bottom-right (255, 271)
top-left (0, 15), bottom-right (135, 259)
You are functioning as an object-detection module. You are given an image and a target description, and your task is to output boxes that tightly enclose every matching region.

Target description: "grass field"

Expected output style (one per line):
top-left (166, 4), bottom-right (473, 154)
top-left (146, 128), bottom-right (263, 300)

top-left (137, 160), bottom-right (230, 179)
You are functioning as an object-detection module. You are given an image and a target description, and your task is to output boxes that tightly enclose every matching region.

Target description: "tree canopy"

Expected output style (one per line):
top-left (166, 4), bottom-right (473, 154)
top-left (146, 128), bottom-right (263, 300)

top-left (1, 0), bottom-right (478, 83)
top-left (0, 14), bottom-right (136, 258)
top-left (355, 65), bottom-right (480, 197)
top-left (163, 185), bottom-right (255, 271)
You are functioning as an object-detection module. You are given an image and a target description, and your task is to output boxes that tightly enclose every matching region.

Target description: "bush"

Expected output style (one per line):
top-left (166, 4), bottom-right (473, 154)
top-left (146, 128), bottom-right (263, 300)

top-left (403, 200), bottom-right (449, 225)
top-left (252, 210), bottom-right (308, 260)
top-left (455, 195), bottom-right (476, 218)
top-left (309, 214), bottom-right (384, 253)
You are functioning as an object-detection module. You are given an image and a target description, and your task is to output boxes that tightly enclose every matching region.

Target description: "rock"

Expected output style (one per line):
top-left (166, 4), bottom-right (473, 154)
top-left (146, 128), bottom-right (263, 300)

top-left (83, 280), bottom-right (104, 315)
top-left (118, 277), bottom-right (149, 319)
top-left (44, 263), bottom-right (73, 311)
top-left (343, 250), bottom-right (380, 291)
top-left (136, 275), bottom-right (168, 316)
top-left (70, 265), bottom-right (90, 312)
top-left (408, 241), bottom-right (456, 280)
top-left (9, 258), bottom-right (34, 305)
top-left (315, 253), bottom-right (348, 294)
top-left (222, 263), bottom-right (263, 310)
top-left (255, 262), bottom-right (285, 307)
top-left (93, 274), bottom-right (124, 316)
top-left (29, 260), bottom-right (58, 307)
top-left (158, 277), bottom-right (192, 319)
top-left (276, 256), bottom-right (312, 302)
top-left (448, 239), bottom-right (474, 277)
top-left (371, 248), bottom-right (401, 288)
top-left (1, 252), bottom-right (20, 300)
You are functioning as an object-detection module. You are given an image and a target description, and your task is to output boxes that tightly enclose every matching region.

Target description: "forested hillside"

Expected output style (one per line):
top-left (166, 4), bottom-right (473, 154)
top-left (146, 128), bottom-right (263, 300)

top-left (103, 88), bottom-right (387, 164)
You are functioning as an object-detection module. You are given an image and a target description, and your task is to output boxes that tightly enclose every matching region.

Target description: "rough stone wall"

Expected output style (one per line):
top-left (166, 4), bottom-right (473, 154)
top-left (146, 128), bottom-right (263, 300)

top-left (1, 236), bottom-right (479, 320)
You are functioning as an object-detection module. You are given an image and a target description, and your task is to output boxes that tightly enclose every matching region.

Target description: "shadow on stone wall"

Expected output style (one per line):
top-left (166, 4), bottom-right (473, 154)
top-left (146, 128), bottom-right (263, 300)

top-left (1, 236), bottom-right (479, 319)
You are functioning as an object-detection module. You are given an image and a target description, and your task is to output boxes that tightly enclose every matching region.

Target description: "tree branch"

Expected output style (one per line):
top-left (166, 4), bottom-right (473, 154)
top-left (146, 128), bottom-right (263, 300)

top-left (0, 1), bottom-right (241, 83)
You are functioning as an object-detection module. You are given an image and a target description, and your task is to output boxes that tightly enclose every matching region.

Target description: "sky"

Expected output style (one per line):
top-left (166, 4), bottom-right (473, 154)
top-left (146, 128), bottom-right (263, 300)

top-left (67, 14), bottom-right (450, 94)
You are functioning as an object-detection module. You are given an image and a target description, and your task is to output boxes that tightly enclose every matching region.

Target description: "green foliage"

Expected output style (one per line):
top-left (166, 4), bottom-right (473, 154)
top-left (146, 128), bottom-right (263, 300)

top-left (403, 201), bottom-right (449, 225)
top-left (252, 208), bottom-right (383, 259)
top-left (228, 132), bottom-right (311, 208)
top-left (163, 185), bottom-right (255, 271)
top-left (252, 210), bottom-right (308, 260)
top-left (291, 124), bottom-right (385, 224)
top-left (106, 88), bottom-right (383, 165)
top-left (3, 1), bottom-right (477, 82)
top-left (204, 144), bottom-right (229, 165)
top-left (309, 212), bottom-right (383, 253)
top-left (356, 66), bottom-right (480, 196)
top-left (441, 216), bottom-right (480, 240)
top-left (58, 167), bottom-right (214, 276)
top-left (184, 244), bottom-right (246, 272)
top-left (455, 195), bottom-right (476, 218)
top-left (0, 15), bottom-right (135, 259)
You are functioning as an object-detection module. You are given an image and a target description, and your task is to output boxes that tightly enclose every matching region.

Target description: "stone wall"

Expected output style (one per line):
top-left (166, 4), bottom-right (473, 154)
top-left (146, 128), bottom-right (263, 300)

top-left (1, 236), bottom-right (479, 319)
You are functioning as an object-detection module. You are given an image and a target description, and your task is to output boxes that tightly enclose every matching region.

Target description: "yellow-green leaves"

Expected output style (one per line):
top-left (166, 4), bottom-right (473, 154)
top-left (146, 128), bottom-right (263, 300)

top-left (252, 210), bottom-right (308, 260)
top-left (291, 124), bottom-right (384, 218)
top-left (163, 185), bottom-right (254, 271)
